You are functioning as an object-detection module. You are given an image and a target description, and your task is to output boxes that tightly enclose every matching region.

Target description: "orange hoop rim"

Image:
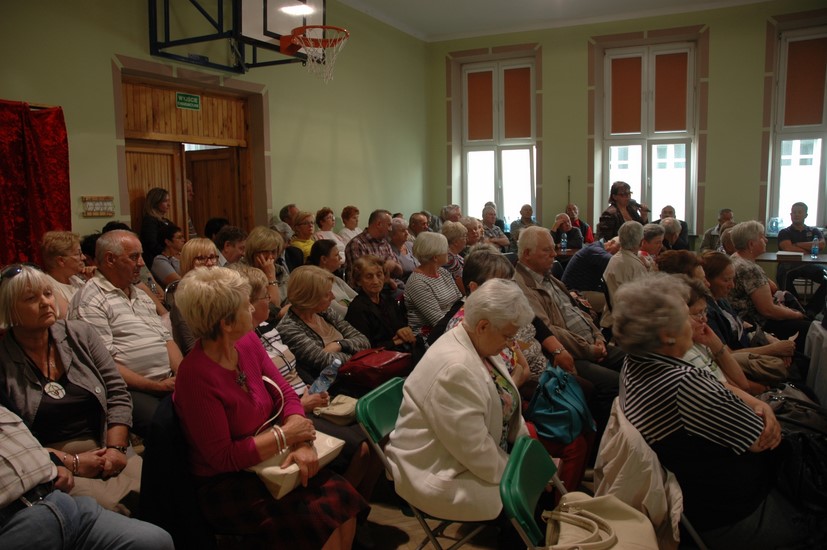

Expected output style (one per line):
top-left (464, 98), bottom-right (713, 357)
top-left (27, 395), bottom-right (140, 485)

top-left (290, 25), bottom-right (350, 49)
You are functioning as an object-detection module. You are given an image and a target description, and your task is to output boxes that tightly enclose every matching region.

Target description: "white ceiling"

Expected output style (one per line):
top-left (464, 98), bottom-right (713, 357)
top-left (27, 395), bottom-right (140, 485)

top-left (337, 0), bottom-right (766, 42)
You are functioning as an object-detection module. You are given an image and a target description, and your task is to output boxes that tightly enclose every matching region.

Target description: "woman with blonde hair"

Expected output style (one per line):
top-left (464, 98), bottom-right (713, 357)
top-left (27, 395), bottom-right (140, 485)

top-left (40, 231), bottom-right (88, 317)
top-left (244, 226), bottom-right (289, 310)
top-left (291, 211), bottom-right (316, 261)
top-left (173, 267), bottom-right (367, 549)
top-left (171, 237), bottom-right (220, 354)
top-left (277, 266), bottom-right (370, 385)
top-left (139, 187), bottom-right (173, 266)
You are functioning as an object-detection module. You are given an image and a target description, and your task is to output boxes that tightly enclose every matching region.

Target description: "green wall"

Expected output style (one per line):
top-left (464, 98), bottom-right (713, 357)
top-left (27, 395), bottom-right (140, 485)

top-left (1, 0), bottom-right (823, 237)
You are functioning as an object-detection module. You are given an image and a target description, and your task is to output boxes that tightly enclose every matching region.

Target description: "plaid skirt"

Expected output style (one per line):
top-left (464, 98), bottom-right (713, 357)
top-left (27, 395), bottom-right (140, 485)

top-left (196, 469), bottom-right (368, 549)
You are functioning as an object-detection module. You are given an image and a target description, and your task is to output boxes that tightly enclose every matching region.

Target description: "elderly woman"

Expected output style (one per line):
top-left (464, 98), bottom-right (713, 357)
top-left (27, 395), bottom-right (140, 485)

top-left (40, 231), bottom-right (88, 318)
top-left (170, 238), bottom-right (221, 355)
top-left (338, 206), bottom-right (362, 244)
top-left (0, 265), bottom-right (140, 513)
top-left (139, 187), bottom-right (173, 267)
top-left (729, 221), bottom-right (811, 352)
top-left (172, 267), bottom-right (366, 549)
top-left (277, 266), bottom-right (370, 385)
top-left (601, 221), bottom-right (648, 330)
top-left (345, 255), bottom-right (415, 351)
top-left (307, 240), bottom-right (357, 317)
top-left (291, 211), bottom-right (316, 261)
top-left (150, 222), bottom-right (185, 288)
top-left (386, 279), bottom-right (532, 521)
top-left (440, 220), bottom-right (468, 295)
top-left (232, 264), bottom-right (381, 512)
top-left (639, 223), bottom-right (665, 270)
top-left (459, 216), bottom-right (483, 254)
top-left (313, 207), bottom-right (345, 262)
top-left (389, 217), bottom-right (419, 282)
top-left (596, 181), bottom-right (650, 241)
top-left (612, 273), bottom-right (813, 548)
top-left (244, 226), bottom-right (289, 310)
top-left (404, 232), bottom-right (463, 336)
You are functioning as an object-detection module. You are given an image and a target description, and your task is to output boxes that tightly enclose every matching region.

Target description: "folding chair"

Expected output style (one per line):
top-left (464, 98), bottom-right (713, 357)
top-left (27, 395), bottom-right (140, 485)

top-left (499, 436), bottom-right (566, 550)
top-left (355, 377), bottom-right (486, 550)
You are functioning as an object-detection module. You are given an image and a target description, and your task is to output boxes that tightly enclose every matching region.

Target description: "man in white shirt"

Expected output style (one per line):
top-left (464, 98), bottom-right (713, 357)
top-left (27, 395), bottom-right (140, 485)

top-left (69, 230), bottom-right (183, 437)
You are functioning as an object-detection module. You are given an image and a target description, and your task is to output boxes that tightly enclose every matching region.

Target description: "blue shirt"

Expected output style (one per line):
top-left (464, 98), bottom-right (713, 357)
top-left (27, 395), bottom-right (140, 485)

top-left (561, 242), bottom-right (612, 292)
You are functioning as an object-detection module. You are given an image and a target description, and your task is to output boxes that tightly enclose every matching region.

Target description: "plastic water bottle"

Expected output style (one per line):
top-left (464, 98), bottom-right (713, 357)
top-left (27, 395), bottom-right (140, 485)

top-left (309, 358), bottom-right (341, 394)
top-left (811, 237), bottom-right (819, 259)
top-left (560, 232), bottom-right (568, 253)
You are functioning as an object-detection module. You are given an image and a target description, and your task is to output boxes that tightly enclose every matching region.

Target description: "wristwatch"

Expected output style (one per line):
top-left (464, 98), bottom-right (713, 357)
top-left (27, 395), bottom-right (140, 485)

top-left (106, 445), bottom-right (128, 454)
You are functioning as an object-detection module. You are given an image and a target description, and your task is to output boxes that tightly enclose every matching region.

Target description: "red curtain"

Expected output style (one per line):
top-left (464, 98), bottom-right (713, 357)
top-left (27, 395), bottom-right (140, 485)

top-left (0, 100), bottom-right (71, 267)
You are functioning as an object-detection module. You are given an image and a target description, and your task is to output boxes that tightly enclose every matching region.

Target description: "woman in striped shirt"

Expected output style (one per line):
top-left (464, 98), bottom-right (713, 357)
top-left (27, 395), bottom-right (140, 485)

top-left (611, 273), bottom-right (813, 549)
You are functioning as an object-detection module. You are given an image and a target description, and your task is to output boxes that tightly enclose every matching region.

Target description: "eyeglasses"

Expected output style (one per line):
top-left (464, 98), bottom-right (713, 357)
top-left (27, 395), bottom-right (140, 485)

top-left (194, 255), bottom-right (220, 263)
top-left (255, 293), bottom-right (269, 303)
top-left (296, 221), bottom-right (313, 226)
top-left (690, 311), bottom-right (707, 322)
top-left (0, 263), bottom-right (41, 284)
top-left (615, 191), bottom-right (632, 197)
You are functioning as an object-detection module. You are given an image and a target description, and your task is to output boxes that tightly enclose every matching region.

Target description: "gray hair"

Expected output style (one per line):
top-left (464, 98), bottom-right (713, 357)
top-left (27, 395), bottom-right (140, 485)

top-left (462, 248), bottom-right (515, 290)
top-left (612, 273), bottom-right (689, 355)
top-left (0, 265), bottom-right (53, 329)
top-left (412, 231), bottom-right (449, 263)
top-left (517, 225), bottom-right (554, 256)
top-left (176, 267), bottom-right (251, 341)
top-left (95, 229), bottom-right (135, 264)
top-left (459, 216), bottom-right (479, 232)
top-left (482, 205), bottom-right (496, 217)
top-left (463, 279), bottom-right (533, 330)
top-left (390, 217), bottom-right (409, 234)
top-left (618, 221), bottom-right (643, 251)
top-left (661, 217), bottom-right (681, 237)
top-left (642, 223), bottom-right (665, 242)
top-left (730, 221), bottom-right (765, 251)
top-left (441, 220), bottom-right (468, 244)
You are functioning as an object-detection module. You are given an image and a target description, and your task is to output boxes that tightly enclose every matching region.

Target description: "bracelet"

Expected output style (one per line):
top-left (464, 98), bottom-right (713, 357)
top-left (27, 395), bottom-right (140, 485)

top-left (106, 445), bottom-right (128, 455)
top-left (713, 344), bottom-right (727, 358)
top-left (268, 280), bottom-right (278, 286)
top-left (550, 347), bottom-right (564, 356)
top-left (72, 453), bottom-right (80, 475)
top-left (271, 425), bottom-right (286, 452)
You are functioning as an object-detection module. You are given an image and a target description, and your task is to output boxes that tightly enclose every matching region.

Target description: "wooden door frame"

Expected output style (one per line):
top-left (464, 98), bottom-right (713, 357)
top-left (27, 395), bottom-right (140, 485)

top-left (112, 54), bottom-right (270, 232)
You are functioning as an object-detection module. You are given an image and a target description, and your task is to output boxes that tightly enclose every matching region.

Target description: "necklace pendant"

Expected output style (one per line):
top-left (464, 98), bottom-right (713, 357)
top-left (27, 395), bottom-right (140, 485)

top-left (44, 381), bottom-right (66, 400)
top-left (235, 370), bottom-right (247, 388)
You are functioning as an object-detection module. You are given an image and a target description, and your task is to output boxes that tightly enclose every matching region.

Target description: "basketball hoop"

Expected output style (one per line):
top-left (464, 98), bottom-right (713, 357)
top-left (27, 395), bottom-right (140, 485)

top-left (280, 25), bottom-right (350, 83)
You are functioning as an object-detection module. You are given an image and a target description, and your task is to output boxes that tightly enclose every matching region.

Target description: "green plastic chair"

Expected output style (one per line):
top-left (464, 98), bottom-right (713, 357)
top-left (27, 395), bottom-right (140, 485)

top-left (355, 377), bottom-right (486, 550)
top-left (499, 436), bottom-right (561, 549)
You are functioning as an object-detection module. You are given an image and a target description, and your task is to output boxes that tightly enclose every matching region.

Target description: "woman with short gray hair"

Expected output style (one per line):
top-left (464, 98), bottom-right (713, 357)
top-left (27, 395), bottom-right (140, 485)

top-left (386, 278), bottom-right (531, 522)
top-left (728, 221), bottom-right (810, 352)
top-left (441, 220), bottom-right (468, 294)
top-left (601, 221), bottom-right (648, 330)
top-left (405, 232), bottom-right (463, 335)
top-left (611, 273), bottom-right (813, 548)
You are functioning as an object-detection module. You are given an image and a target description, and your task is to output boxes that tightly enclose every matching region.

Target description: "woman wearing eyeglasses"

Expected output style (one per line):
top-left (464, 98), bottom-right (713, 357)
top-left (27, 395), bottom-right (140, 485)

top-left (170, 238), bottom-right (221, 355)
top-left (40, 231), bottom-right (89, 318)
top-left (291, 211), bottom-right (317, 262)
top-left (596, 181), bottom-right (650, 241)
top-left (0, 264), bottom-right (141, 514)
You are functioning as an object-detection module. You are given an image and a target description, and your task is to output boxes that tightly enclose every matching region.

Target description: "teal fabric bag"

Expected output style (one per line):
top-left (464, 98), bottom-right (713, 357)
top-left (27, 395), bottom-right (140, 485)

top-left (526, 362), bottom-right (595, 444)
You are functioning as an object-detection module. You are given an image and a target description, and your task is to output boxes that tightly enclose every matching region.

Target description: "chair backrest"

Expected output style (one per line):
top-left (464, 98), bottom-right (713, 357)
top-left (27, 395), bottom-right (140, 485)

top-left (164, 279), bottom-right (180, 309)
top-left (355, 377), bottom-right (405, 473)
top-left (500, 436), bottom-right (559, 547)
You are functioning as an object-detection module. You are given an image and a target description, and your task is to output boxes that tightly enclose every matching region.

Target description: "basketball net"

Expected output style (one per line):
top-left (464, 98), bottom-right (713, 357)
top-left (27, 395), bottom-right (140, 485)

top-left (289, 26), bottom-right (349, 84)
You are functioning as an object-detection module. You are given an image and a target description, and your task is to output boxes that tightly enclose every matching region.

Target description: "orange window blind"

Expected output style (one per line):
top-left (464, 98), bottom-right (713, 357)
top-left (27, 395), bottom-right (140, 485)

top-left (504, 67), bottom-right (532, 139)
top-left (611, 56), bottom-right (642, 134)
top-left (654, 52), bottom-right (688, 132)
top-left (784, 37), bottom-right (827, 127)
top-left (467, 71), bottom-right (494, 140)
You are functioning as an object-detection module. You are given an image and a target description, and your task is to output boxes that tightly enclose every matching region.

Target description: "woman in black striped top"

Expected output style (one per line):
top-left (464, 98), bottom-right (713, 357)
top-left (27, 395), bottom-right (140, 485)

top-left (611, 274), bottom-right (813, 549)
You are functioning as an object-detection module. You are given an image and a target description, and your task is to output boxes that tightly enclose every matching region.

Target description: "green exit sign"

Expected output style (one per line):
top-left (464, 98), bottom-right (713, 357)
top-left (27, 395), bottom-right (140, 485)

top-left (176, 92), bottom-right (201, 110)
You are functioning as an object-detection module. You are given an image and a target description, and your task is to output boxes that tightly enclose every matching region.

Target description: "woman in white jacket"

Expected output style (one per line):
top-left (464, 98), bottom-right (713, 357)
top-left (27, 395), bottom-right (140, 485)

top-left (385, 278), bottom-right (533, 521)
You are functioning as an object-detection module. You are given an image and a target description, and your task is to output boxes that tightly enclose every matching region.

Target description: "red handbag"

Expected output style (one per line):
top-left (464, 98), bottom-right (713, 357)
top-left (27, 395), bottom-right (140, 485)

top-left (337, 348), bottom-right (413, 388)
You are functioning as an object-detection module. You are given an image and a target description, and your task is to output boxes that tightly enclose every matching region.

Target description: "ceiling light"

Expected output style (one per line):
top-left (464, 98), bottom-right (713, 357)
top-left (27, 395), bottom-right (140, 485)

top-left (280, 4), bottom-right (315, 16)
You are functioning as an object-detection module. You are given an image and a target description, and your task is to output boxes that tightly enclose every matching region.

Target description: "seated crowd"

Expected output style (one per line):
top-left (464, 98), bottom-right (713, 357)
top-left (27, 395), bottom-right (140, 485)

top-left (1, 187), bottom-right (823, 548)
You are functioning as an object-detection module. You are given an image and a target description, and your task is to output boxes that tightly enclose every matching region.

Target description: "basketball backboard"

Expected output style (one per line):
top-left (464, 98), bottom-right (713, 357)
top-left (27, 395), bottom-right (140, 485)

top-left (240, 0), bottom-right (325, 53)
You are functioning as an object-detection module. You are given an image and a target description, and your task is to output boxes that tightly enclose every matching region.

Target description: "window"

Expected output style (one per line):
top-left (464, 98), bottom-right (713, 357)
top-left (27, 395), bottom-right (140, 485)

top-left (603, 44), bottom-right (696, 225)
top-left (462, 60), bottom-right (536, 225)
top-left (769, 29), bottom-right (827, 228)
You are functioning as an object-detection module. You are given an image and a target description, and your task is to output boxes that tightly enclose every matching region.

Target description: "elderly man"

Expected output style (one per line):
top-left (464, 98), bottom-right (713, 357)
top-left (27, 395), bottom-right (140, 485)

top-left (600, 221), bottom-right (649, 331)
top-left (0, 405), bottom-right (173, 549)
top-left (656, 205), bottom-right (689, 250)
top-left (345, 209), bottom-right (403, 285)
top-left (513, 226), bottom-right (622, 427)
top-left (481, 205), bottom-right (510, 251)
top-left (69, 230), bottom-right (183, 437)
top-left (214, 225), bottom-right (247, 266)
top-left (561, 237), bottom-right (621, 314)
top-left (509, 204), bottom-right (537, 246)
top-left (550, 212), bottom-right (584, 250)
top-left (566, 203), bottom-right (594, 244)
top-left (408, 211), bottom-right (430, 242)
top-left (699, 208), bottom-right (734, 252)
top-left (660, 216), bottom-right (687, 251)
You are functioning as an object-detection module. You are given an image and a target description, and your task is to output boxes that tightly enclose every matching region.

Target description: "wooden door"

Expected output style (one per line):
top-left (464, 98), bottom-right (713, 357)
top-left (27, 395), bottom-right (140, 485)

top-left (186, 148), bottom-right (247, 231)
top-left (124, 141), bottom-right (185, 234)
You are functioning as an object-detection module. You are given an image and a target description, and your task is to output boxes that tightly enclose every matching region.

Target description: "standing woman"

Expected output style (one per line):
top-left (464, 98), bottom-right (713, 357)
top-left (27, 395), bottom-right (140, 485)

top-left (173, 267), bottom-right (366, 549)
top-left (596, 181), bottom-right (650, 241)
top-left (307, 239), bottom-right (357, 318)
top-left (140, 187), bottom-right (173, 267)
top-left (40, 231), bottom-right (88, 318)
top-left (0, 265), bottom-right (140, 513)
